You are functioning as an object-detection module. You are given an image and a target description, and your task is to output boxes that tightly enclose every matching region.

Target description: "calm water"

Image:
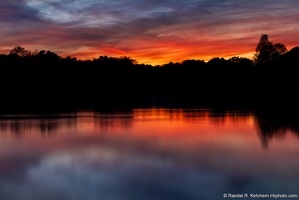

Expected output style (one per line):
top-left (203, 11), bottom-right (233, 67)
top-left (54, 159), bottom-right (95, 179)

top-left (0, 109), bottom-right (298, 200)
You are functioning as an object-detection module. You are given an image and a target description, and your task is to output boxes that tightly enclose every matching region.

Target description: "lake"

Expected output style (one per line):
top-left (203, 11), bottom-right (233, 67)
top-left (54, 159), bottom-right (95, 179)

top-left (0, 108), bottom-right (298, 200)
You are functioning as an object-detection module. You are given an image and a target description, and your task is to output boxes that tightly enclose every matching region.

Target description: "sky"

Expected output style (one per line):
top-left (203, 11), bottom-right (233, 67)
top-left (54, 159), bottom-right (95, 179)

top-left (0, 0), bottom-right (298, 65)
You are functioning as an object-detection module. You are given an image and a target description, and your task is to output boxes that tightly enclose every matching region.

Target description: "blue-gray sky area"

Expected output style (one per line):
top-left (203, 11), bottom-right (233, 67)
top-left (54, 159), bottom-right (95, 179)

top-left (0, 0), bottom-right (298, 64)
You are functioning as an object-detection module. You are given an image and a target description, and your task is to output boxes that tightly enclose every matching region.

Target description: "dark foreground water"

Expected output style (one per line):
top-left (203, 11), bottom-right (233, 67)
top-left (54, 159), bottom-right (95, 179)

top-left (0, 109), bottom-right (298, 200)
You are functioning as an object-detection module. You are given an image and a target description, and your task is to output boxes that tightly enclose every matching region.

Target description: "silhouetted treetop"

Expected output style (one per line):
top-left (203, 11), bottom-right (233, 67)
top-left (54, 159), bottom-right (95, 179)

top-left (287, 46), bottom-right (299, 57)
top-left (273, 43), bottom-right (287, 56)
top-left (254, 34), bottom-right (287, 64)
top-left (207, 57), bottom-right (227, 65)
top-left (228, 57), bottom-right (253, 66)
top-left (254, 34), bottom-right (273, 64)
top-left (10, 46), bottom-right (32, 57)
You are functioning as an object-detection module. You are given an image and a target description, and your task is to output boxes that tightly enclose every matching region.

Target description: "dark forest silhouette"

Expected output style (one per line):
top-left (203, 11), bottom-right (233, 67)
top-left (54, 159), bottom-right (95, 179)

top-left (0, 34), bottom-right (299, 112)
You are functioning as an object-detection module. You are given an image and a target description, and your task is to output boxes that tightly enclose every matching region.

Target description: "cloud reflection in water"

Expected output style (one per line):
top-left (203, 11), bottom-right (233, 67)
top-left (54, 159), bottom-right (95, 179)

top-left (0, 109), bottom-right (299, 200)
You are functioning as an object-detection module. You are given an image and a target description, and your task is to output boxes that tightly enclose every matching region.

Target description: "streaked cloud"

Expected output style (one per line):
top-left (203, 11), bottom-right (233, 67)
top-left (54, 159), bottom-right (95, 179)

top-left (0, 0), bottom-right (299, 64)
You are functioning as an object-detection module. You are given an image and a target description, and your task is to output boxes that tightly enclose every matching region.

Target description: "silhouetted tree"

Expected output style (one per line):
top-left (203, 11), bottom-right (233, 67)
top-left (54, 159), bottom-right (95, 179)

top-left (273, 43), bottom-right (287, 57)
top-left (254, 34), bottom-right (274, 64)
top-left (254, 35), bottom-right (287, 64)
top-left (118, 56), bottom-right (137, 65)
top-left (228, 57), bottom-right (253, 66)
top-left (9, 46), bottom-right (31, 57)
top-left (207, 57), bottom-right (227, 65)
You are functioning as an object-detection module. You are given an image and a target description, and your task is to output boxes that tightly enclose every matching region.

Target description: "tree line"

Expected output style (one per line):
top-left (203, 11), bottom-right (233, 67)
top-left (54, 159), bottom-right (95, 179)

top-left (0, 34), bottom-right (299, 111)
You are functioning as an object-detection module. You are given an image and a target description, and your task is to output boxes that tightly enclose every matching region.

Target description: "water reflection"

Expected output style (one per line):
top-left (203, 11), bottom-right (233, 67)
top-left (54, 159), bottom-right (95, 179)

top-left (0, 109), bottom-right (298, 200)
top-left (255, 111), bottom-right (299, 148)
top-left (2, 109), bottom-right (298, 147)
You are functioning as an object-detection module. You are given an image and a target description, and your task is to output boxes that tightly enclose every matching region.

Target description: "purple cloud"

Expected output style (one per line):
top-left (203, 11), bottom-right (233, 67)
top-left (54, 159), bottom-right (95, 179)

top-left (0, 0), bottom-right (299, 64)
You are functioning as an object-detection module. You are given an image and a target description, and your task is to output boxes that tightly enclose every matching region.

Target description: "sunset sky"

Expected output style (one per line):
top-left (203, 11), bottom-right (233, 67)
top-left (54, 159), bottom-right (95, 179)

top-left (0, 0), bottom-right (298, 65)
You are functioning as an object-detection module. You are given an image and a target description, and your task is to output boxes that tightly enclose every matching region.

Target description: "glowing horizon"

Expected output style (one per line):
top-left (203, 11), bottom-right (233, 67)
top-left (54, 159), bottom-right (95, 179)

top-left (0, 0), bottom-right (298, 65)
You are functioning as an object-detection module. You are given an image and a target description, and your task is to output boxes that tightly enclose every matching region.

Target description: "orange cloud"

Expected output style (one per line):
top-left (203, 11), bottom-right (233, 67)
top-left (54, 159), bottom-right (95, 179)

top-left (1, 0), bottom-right (299, 65)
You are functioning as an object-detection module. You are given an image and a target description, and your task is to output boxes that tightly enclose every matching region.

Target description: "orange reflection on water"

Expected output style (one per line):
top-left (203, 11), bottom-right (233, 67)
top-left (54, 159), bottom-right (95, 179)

top-left (76, 111), bottom-right (95, 131)
top-left (131, 108), bottom-right (255, 135)
top-left (0, 109), bottom-right (298, 150)
top-left (1, 109), bottom-right (299, 200)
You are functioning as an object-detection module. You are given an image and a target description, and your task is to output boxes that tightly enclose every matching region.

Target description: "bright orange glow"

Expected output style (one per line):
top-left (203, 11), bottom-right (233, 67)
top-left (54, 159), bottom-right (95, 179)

top-left (1, 26), bottom-right (298, 65)
top-left (1, 0), bottom-right (299, 65)
top-left (59, 37), bottom-right (298, 65)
